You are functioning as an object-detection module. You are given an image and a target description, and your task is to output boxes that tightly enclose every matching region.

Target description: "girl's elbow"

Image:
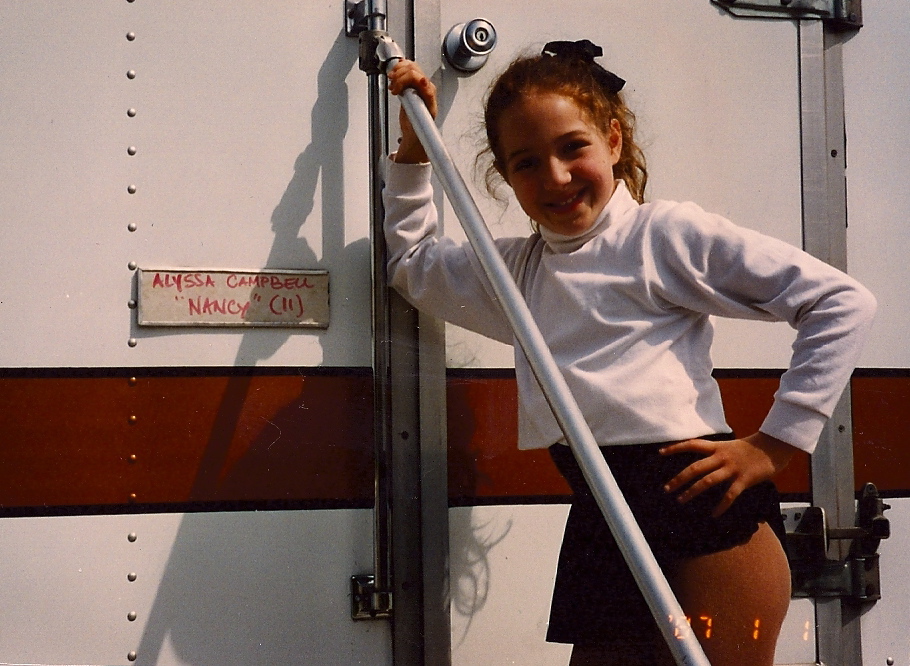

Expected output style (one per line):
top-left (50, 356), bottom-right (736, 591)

top-left (854, 282), bottom-right (878, 323)
top-left (838, 281), bottom-right (878, 340)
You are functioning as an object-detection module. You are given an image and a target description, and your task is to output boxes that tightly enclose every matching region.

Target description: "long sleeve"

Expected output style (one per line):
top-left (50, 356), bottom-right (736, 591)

top-left (643, 201), bottom-right (877, 453)
top-left (382, 167), bottom-right (875, 454)
top-left (382, 157), bottom-right (519, 344)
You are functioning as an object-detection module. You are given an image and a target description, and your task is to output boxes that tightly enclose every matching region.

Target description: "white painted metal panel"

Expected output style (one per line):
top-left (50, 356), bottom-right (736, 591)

top-left (0, 510), bottom-right (389, 666)
top-left (428, 0), bottom-right (802, 369)
top-left (842, 3), bottom-right (910, 658)
top-left (843, 1), bottom-right (910, 368)
top-left (449, 505), bottom-right (571, 665)
top-left (448, 505), bottom-right (816, 665)
top-left (861, 497), bottom-right (910, 665)
top-left (0, 1), bottom-right (372, 368)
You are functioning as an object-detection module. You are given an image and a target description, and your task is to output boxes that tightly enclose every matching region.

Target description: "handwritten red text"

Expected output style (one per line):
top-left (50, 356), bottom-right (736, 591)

top-left (152, 272), bottom-right (216, 293)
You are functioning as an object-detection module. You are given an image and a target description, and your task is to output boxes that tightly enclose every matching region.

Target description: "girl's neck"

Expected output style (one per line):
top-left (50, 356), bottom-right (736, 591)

top-left (538, 180), bottom-right (622, 251)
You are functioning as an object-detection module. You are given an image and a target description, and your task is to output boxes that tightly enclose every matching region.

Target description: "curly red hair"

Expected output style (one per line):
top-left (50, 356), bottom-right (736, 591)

top-left (479, 53), bottom-right (648, 204)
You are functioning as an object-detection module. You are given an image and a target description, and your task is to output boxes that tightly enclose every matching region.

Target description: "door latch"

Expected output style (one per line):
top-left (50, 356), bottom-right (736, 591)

top-left (712, 0), bottom-right (862, 30)
top-left (786, 482), bottom-right (890, 603)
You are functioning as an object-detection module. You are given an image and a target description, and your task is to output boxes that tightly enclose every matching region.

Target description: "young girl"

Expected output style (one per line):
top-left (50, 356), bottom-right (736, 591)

top-left (384, 40), bottom-right (876, 665)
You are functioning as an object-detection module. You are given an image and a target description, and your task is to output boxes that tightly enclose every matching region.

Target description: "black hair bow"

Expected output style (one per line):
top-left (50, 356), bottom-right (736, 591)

top-left (541, 39), bottom-right (626, 95)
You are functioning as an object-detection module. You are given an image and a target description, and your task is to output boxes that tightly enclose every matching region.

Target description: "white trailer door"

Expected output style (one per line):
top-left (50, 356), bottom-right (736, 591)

top-left (0, 2), bottom-right (391, 665)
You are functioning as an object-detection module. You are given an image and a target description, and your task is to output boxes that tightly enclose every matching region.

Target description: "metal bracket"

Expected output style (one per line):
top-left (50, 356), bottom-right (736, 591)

top-left (712, 0), bottom-right (862, 30)
top-left (345, 0), bottom-right (386, 37)
top-left (350, 574), bottom-right (393, 621)
top-left (786, 483), bottom-right (891, 603)
top-left (356, 30), bottom-right (402, 76)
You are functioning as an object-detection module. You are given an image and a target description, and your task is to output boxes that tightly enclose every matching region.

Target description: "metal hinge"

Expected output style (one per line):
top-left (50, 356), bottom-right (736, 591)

top-left (712, 0), bottom-right (862, 30)
top-left (785, 483), bottom-right (891, 603)
top-left (350, 574), bottom-right (393, 620)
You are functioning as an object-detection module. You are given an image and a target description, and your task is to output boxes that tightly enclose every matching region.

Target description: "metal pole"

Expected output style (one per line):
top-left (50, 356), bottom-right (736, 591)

top-left (354, 7), bottom-right (450, 664)
top-left (367, 0), bottom-right (394, 614)
top-left (377, 36), bottom-right (710, 666)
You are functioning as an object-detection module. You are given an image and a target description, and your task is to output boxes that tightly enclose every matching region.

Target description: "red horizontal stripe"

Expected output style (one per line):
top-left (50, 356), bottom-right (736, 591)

top-left (0, 371), bottom-right (904, 510)
top-left (0, 373), bottom-right (374, 508)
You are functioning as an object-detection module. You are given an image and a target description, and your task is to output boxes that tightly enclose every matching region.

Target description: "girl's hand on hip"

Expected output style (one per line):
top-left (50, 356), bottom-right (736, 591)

top-left (660, 433), bottom-right (797, 517)
top-left (387, 59), bottom-right (437, 164)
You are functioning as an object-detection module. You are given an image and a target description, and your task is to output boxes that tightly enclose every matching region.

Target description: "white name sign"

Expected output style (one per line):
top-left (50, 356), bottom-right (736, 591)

top-left (137, 268), bottom-right (329, 328)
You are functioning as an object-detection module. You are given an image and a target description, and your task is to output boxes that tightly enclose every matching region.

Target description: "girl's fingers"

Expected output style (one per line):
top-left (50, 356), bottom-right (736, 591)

top-left (710, 479), bottom-right (747, 518)
top-left (673, 465), bottom-right (733, 504)
top-left (659, 438), bottom-right (715, 457)
top-left (660, 438), bottom-right (721, 493)
top-left (388, 61), bottom-right (438, 117)
top-left (661, 437), bottom-right (771, 516)
top-left (665, 453), bottom-right (745, 517)
top-left (388, 61), bottom-right (421, 91)
top-left (662, 454), bottom-right (714, 493)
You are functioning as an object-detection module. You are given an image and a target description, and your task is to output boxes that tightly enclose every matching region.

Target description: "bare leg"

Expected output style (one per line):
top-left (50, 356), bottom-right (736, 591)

top-left (567, 522), bottom-right (789, 665)
top-left (672, 522), bottom-right (791, 666)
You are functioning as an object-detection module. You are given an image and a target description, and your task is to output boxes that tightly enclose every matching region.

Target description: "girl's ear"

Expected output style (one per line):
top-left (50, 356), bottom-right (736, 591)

top-left (608, 118), bottom-right (623, 166)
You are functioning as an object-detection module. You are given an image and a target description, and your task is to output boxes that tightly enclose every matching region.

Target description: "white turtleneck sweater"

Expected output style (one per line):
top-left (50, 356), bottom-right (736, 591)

top-left (382, 159), bottom-right (876, 454)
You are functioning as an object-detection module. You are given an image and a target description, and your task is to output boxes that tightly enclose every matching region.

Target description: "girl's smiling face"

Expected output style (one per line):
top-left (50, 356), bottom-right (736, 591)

top-left (497, 92), bottom-right (622, 236)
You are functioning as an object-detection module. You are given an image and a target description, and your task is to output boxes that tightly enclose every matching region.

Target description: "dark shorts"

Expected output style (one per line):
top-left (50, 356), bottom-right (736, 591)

top-left (545, 434), bottom-right (787, 647)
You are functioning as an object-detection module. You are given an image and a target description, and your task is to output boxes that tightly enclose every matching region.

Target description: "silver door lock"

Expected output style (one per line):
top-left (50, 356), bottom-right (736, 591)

top-left (443, 19), bottom-right (497, 72)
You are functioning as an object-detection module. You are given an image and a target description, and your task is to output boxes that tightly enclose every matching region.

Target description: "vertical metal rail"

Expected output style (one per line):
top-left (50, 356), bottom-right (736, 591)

top-left (352, 5), bottom-right (452, 664)
top-left (798, 19), bottom-right (864, 665)
top-left (365, 0), bottom-right (395, 618)
top-left (375, 36), bottom-right (710, 666)
top-left (405, 2), bottom-right (454, 663)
